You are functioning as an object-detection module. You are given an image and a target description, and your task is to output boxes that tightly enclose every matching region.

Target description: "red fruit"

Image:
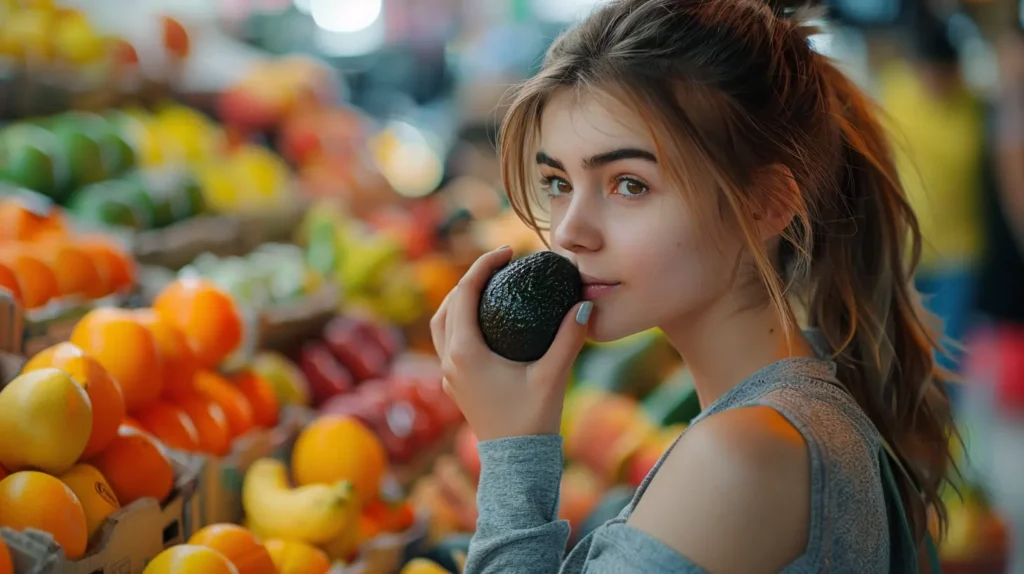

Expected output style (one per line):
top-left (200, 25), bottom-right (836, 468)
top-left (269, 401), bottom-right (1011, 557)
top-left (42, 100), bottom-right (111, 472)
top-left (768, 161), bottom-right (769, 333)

top-left (298, 342), bottom-right (354, 406)
top-left (322, 317), bottom-right (389, 382)
top-left (161, 15), bottom-right (191, 59)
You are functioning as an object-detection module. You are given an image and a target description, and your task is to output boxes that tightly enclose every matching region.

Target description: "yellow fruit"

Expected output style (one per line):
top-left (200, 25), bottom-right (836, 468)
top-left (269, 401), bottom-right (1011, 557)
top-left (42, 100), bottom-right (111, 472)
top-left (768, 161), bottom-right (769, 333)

top-left (0, 368), bottom-right (92, 474)
top-left (0, 471), bottom-right (88, 560)
top-left (142, 545), bottom-right (239, 574)
top-left (400, 558), bottom-right (452, 574)
top-left (0, 9), bottom-right (54, 60)
top-left (264, 539), bottom-right (331, 574)
top-left (58, 464), bottom-right (120, 538)
top-left (241, 458), bottom-right (357, 545)
top-left (52, 10), bottom-right (103, 64)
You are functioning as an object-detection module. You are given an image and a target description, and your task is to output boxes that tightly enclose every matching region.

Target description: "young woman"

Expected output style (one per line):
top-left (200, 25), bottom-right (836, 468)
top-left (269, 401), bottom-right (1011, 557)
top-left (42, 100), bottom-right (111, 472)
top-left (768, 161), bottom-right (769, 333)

top-left (430, 1), bottom-right (956, 572)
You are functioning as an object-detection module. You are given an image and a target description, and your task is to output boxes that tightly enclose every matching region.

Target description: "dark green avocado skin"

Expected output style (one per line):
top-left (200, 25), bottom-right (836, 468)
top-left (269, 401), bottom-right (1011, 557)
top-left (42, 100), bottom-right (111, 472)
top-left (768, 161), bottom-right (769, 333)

top-left (478, 251), bottom-right (583, 362)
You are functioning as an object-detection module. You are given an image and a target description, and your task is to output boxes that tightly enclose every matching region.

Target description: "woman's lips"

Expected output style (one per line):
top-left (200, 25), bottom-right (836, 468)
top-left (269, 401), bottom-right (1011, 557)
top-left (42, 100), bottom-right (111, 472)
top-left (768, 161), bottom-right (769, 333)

top-left (582, 283), bottom-right (620, 300)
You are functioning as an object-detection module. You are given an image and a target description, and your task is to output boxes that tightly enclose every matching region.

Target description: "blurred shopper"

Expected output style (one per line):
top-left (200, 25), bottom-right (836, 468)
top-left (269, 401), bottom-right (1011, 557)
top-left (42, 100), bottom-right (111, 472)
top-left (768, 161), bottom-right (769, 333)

top-left (879, 14), bottom-right (986, 376)
top-left (432, 1), bottom-right (954, 572)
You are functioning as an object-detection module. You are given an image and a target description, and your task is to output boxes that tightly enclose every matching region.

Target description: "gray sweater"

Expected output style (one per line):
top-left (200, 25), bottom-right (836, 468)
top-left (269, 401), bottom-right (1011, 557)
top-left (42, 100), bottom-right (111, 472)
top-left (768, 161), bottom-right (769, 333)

top-left (463, 357), bottom-right (919, 573)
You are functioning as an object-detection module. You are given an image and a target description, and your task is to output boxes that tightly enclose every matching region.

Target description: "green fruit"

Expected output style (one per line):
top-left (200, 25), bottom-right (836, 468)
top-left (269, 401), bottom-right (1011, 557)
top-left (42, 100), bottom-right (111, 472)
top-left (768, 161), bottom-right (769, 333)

top-left (49, 112), bottom-right (113, 189)
top-left (67, 180), bottom-right (154, 230)
top-left (0, 123), bottom-right (65, 200)
top-left (103, 109), bottom-right (141, 174)
top-left (573, 330), bottom-right (679, 400)
top-left (128, 167), bottom-right (202, 227)
top-left (477, 250), bottom-right (583, 363)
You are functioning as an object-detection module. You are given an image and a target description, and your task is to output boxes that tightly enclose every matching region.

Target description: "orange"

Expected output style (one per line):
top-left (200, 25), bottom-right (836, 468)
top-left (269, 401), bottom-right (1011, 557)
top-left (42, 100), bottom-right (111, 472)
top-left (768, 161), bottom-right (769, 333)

top-left (188, 524), bottom-right (276, 574)
top-left (87, 425), bottom-right (174, 506)
top-left (413, 255), bottom-right (462, 312)
top-left (0, 198), bottom-right (68, 242)
top-left (173, 392), bottom-right (231, 456)
top-left (292, 416), bottom-right (388, 505)
top-left (78, 236), bottom-right (136, 293)
top-left (0, 246), bottom-right (59, 309)
top-left (134, 309), bottom-right (198, 402)
top-left (134, 401), bottom-right (201, 452)
top-left (70, 307), bottom-right (164, 412)
top-left (264, 539), bottom-right (331, 574)
top-left (0, 471), bottom-right (88, 559)
top-left (35, 238), bottom-right (106, 299)
top-left (0, 263), bottom-right (23, 305)
top-left (22, 342), bottom-right (126, 459)
top-left (193, 370), bottom-right (254, 439)
top-left (0, 537), bottom-right (11, 574)
top-left (122, 416), bottom-right (144, 431)
top-left (153, 278), bottom-right (244, 368)
top-left (143, 545), bottom-right (239, 574)
top-left (233, 370), bottom-right (279, 429)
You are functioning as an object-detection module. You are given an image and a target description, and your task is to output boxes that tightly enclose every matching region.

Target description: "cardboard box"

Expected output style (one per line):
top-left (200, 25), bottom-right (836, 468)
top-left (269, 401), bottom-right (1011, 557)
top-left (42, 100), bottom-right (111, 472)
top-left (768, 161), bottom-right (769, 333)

top-left (197, 407), bottom-right (302, 526)
top-left (0, 498), bottom-right (164, 574)
top-left (161, 452), bottom-right (205, 546)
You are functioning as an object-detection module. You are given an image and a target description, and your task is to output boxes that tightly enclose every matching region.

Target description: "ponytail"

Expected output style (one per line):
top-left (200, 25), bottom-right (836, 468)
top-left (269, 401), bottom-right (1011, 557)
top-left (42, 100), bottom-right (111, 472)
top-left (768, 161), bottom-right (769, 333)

top-left (807, 58), bottom-right (956, 542)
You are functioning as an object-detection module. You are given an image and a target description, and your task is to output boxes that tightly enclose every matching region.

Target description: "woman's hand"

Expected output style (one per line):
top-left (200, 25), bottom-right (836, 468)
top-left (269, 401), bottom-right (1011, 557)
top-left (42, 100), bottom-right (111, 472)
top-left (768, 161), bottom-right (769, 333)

top-left (430, 246), bottom-right (593, 442)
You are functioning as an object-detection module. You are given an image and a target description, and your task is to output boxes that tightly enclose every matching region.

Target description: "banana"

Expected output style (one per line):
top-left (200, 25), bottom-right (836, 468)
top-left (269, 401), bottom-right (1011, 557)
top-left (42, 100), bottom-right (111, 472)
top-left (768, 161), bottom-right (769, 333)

top-left (242, 458), bottom-right (358, 545)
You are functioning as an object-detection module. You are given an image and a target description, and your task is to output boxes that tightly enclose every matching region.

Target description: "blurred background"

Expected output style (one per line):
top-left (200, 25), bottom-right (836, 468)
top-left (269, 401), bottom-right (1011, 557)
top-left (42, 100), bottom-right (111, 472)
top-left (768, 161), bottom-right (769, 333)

top-left (2, 0), bottom-right (1024, 572)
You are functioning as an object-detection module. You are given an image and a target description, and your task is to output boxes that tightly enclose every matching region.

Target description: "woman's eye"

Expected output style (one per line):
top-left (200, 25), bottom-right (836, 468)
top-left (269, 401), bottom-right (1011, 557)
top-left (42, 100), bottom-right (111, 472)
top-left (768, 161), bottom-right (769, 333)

top-left (614, 177), bottom-right (649, 199)
top-left (542, 176), bottom-right (572, 196)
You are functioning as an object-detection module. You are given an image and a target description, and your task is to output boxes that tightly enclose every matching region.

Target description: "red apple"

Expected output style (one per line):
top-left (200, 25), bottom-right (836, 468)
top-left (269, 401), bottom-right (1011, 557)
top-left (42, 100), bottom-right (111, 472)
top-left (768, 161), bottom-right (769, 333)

top-left (454, 424), bottom-right (481, 483)
top-left (298, 341), bottom-right (354, 406)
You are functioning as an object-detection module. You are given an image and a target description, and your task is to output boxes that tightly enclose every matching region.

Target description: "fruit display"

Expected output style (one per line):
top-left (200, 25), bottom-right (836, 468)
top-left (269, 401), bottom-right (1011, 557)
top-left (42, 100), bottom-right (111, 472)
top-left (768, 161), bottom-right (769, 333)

top-left (0, 191), bottom-right (136, 314)
top-left (177, 244), bottom-right (325, 313)
top-left (0, 3), bottom-right (125, 72)
top-left (237, 414), bottom-right (423, 568)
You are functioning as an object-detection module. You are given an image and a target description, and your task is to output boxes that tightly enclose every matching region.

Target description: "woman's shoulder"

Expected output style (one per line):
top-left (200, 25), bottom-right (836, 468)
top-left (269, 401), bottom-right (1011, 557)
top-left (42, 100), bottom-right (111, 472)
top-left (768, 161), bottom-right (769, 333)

top-left (627, 405), bottom-right (812, 572)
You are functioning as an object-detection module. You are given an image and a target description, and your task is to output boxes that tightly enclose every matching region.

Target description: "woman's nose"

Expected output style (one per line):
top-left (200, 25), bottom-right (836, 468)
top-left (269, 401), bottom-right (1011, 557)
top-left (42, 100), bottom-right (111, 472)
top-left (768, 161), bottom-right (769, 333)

top-left (553, 195), bottom-right (603, 254)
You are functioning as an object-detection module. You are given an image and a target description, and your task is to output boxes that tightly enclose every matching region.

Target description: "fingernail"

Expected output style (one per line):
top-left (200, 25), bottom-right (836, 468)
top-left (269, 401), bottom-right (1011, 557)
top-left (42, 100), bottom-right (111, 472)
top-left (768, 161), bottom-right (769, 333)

top-left (576, 301), bottom-right (593, 325)
top-left (495, 244), bottom-right (511, 252)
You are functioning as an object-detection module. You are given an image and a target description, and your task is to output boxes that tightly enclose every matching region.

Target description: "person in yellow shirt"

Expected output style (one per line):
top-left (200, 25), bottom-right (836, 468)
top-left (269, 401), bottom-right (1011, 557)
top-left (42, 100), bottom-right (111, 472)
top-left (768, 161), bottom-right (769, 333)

top-left (879, 15), bottom-right (986, 375)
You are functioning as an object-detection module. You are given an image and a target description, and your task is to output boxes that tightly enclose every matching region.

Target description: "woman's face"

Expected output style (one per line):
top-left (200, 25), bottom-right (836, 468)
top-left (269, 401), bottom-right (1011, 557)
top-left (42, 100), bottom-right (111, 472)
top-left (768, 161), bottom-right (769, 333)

top-left (537, 89), bottom-right (745, 342)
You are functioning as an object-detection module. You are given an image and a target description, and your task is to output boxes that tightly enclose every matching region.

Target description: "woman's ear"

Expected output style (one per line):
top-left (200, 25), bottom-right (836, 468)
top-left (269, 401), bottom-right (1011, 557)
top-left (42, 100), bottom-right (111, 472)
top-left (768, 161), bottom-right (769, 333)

top-left (752, 164), bottom-right (799, 241)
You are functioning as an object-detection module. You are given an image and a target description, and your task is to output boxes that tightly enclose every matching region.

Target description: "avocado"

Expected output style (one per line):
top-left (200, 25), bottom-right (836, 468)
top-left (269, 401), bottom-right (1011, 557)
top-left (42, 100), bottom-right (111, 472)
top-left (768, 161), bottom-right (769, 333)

top-left (0, 123), bottom-right (63, 200)
top-left (478, 250), bottom-right (582, 363)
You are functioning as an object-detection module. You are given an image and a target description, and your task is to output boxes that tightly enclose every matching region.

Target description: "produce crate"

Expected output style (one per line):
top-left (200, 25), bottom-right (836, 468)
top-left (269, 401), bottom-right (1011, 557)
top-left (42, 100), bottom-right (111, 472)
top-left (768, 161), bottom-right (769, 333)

top-left (0, 498), bottom-right (164, 574)
top-left (333, 510), bottom-right (431, 574)
top-left (197, 406), bottom-right (304, 526)
top-left (131, 215), bottom-right (247, 270)
top-left (21, 303), bottom-right (93, 359)
top-left (0, 453), bottom-right (202, 574)
top-left (160, 452), bottom-right (205, 547)
top-left (258, 282), bottom-right (341, 355)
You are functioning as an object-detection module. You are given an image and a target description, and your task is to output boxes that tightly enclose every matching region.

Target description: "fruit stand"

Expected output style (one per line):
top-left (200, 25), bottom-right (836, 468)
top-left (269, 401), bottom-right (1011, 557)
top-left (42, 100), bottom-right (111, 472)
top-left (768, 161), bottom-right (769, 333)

top-left (0, 1), bottom-right (1017, 573)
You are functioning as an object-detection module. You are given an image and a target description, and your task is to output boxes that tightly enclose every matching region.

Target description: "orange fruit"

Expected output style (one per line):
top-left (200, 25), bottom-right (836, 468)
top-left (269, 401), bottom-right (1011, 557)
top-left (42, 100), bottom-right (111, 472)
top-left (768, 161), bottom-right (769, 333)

top-left (58, 463), bottom-right (121, 539)
top-left (87, 425), bottom-right (174, 506)
top-left (0, 246), bottom-right (59, 309)
top-left (0, 198), bottom-right (68, 242)
top-left (122, 416), bottom-right (145, 431)
top-left (0, 263), bottom-right (23, 305)
top-left (153, 278), bottom-right (244, 368)
top-left (22, 342), bottom-right (126, 459)
top-left (134, 401), bottom-right (201, 452)
top-left (264, 539), bottom-right (331, 574)
top-left (0, 471), bottom-right (88, 559)
top-left (78, 236), bottom-right (136, 293)
top-left (70, 307), bottom-right (164, 412)
top-left (292, 416), bottom-right (388, 505)
top-left (193, 370), bottom-right (254, 439)
top-left (188, 524), bottom-right (276, 574)
top-left (35, 238), bottom-right (106, 299)
top-left (134, 309), bottom-right (198, 402)
top-left (0, 537), bottom-right (11, 574)
top-left (173, 392), bottom-right (231, 456)
top-left (143, 545), bottom-right (239, 574)
top-left (233, 370), bottom-right (279, 429)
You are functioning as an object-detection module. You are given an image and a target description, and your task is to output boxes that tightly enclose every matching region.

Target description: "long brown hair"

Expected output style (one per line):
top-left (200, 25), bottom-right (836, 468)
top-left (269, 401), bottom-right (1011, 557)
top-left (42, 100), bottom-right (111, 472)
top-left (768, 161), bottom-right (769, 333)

top-left (498, 0), bottom-right (956, 544)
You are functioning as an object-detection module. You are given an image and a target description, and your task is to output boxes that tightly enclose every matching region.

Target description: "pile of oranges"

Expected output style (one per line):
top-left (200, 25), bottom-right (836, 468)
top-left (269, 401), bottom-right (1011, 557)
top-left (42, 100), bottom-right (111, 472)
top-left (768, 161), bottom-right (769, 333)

top-left (0, 276), bottom-right (282, 563)
top-left (0, 197), bottom-right (135, 311)
top-left (143, 523), bottom-right (332, 574)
